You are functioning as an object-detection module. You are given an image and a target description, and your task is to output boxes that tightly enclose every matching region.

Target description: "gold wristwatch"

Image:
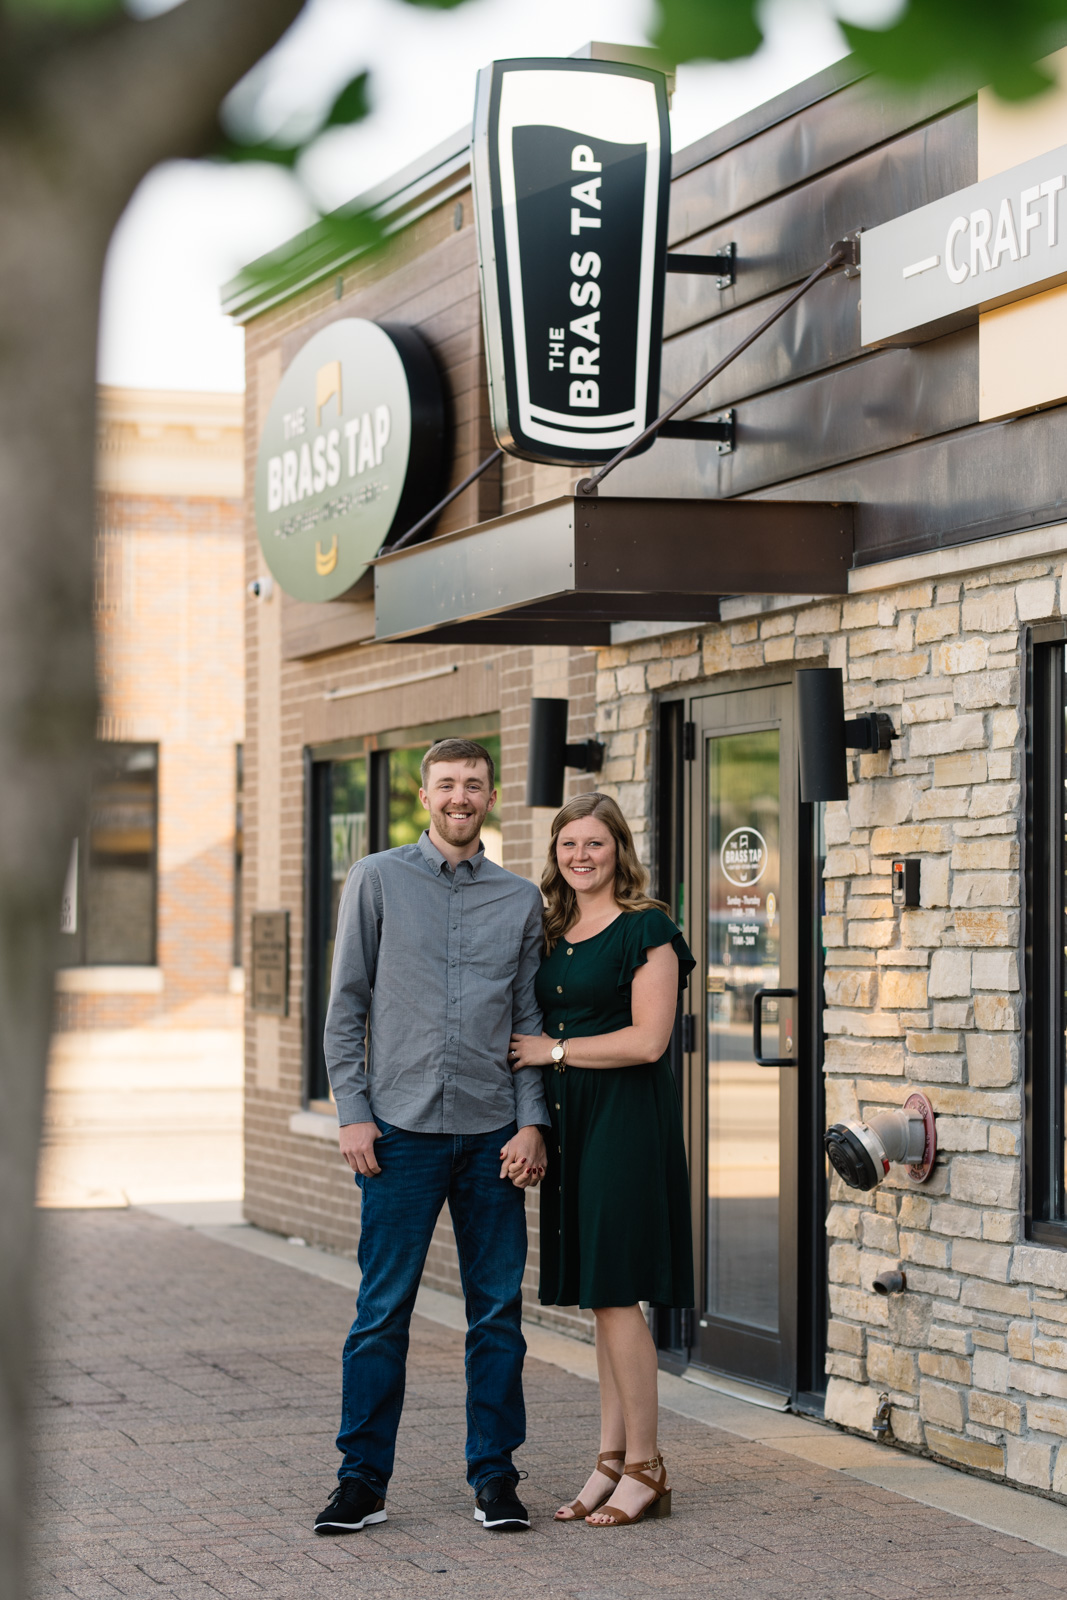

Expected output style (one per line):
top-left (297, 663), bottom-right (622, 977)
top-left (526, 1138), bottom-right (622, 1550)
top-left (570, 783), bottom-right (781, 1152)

top-left (551, 1039), bottom-right (568, 1065)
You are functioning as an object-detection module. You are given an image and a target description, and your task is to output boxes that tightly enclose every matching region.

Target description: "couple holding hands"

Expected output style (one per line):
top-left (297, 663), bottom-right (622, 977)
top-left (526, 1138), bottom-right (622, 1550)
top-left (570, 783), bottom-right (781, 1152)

top-left (315, 738), bottom-right (693, 1537)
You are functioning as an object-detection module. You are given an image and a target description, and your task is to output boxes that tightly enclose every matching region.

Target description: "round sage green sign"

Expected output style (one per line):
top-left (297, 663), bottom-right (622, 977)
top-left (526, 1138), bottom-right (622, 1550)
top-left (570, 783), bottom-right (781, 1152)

top-left (254, 319), bottom-right (443, 602)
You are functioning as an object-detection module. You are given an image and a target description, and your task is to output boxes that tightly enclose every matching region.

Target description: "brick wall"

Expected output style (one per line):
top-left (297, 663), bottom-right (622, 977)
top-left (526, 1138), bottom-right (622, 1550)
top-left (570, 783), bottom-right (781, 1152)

top-left (590, 549), bottom-right (1067, 1497)
top-left (55, 443), bottom-right (244, 1034)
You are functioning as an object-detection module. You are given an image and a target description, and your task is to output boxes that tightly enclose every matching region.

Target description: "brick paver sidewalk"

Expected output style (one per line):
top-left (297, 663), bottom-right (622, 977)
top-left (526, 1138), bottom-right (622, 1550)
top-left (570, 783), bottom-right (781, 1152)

top-left (29, 1210), bottom-right (1067, 1599)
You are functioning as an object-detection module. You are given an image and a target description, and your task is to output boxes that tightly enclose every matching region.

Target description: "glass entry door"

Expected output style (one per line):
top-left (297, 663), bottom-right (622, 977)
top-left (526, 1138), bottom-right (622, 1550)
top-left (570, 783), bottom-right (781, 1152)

top-left (688, 682), bottom-right (800, 1392)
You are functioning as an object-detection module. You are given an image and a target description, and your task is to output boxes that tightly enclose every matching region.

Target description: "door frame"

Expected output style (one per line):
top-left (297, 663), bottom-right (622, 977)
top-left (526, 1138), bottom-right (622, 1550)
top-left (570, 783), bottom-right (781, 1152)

top-left (653, 671), bottom-right (828, 1409)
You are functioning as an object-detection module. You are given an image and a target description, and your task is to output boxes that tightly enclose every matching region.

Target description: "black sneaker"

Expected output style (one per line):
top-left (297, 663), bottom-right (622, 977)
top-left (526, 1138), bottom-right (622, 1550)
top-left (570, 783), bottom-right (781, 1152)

top-left (314, 1478), bottom-right (387, 1535)
top-left (474, 1477), bottom-right (530, 1531)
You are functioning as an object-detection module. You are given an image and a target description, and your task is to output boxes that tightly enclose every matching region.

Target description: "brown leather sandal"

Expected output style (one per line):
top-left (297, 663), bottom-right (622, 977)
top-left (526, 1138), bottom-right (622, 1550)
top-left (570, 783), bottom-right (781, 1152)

top-left (554, 1451), bottom-right (624, 1521)
top-left (585, 1455), bottom-right (671, 1526)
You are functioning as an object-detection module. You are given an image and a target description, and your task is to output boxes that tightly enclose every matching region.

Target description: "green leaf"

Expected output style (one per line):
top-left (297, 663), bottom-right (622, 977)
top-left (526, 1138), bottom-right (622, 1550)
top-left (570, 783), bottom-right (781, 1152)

top-left (5, 0), bottom-right (123, 16)
top-left (649, 0), bottom-right (764, 64)
top-left (321, 72), bottom-right (371, 131)
top-left (840, 0), bottom-right (1063, 101)
top-left (652, 0), bottom-right (1067, 100)
top-left (231, 205), bottom-right (389, 298)
top-left (215, 70), bottom-right (371, 168)
top-left (212, 137), bottom-right (303, 169)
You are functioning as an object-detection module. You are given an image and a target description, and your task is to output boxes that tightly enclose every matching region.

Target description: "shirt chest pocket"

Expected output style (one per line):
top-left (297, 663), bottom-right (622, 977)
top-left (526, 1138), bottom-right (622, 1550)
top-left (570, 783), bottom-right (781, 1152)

top-left (465, 930), bottom-right (522, 982)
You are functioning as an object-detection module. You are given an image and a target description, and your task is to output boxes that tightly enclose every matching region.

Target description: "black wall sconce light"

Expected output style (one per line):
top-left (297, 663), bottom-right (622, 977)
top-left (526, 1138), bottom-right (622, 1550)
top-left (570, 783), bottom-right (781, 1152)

top-left (525, 698), bottom-right (605, 808)
top-left (796, 667), bottom-right (898, 802)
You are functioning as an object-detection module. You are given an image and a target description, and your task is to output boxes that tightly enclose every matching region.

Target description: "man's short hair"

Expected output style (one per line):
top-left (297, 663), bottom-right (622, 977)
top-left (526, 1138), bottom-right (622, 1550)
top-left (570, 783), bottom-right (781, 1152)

top-left (420, 738), bottom-right (495, 792)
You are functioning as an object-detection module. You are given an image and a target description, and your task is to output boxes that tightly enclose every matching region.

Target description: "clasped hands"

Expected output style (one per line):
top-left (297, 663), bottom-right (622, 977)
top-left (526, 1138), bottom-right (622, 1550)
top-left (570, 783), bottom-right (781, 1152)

top-left (508, 1031), bottom-right (557, 1070)
top-left (339, 1119), bottom-right (547, 1191)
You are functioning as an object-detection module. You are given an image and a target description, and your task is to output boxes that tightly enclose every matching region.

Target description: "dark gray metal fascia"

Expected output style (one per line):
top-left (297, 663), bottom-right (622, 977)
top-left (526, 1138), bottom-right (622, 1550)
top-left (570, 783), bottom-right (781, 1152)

top-left (375, 496), bottom-right (578, 642)
top-left (373, 494), bottom-right (853, 643)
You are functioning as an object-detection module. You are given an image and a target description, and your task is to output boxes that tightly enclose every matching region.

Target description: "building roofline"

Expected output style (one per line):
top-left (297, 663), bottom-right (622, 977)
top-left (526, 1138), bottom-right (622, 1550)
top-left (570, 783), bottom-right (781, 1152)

top-left (225, 34), bottom-right (1049, 325)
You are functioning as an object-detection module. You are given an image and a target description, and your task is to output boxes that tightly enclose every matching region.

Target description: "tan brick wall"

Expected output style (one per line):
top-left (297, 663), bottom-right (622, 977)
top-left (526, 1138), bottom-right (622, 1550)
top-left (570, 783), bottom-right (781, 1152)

top-left (56, 473), bottom-right (244, 1033)
top-left (591, 555), bottom-right (1067, 1494)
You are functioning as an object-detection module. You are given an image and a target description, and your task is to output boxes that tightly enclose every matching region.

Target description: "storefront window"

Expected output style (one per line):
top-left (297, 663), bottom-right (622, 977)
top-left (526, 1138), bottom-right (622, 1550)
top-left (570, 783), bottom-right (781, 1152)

top-left (233, 744), bottom-right (244, 969)
top-left (305, 721), bottom-right (501, 1105)
top-left (59, 742), bottom-right (158, 967)
top-left (1028, 632), bottom-right (1067, 1240)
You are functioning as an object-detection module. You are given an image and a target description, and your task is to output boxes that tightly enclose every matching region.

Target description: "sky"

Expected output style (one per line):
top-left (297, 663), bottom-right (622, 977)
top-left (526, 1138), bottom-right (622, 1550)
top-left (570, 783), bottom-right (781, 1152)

top-left (98, 0), bottom-right (865, 395)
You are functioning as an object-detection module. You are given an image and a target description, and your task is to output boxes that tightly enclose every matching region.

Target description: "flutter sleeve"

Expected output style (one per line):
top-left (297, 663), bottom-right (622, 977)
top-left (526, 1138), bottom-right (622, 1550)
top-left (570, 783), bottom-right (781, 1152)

top-left (616, 907), bottom-right (696, 993)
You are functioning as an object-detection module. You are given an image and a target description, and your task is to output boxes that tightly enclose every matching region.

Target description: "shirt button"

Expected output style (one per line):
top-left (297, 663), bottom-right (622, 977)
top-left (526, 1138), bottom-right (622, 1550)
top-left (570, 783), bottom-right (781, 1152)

top-left (451, 997), bottom-right (458, 1005)
top-left (452, 924), bottom-right (458, 930)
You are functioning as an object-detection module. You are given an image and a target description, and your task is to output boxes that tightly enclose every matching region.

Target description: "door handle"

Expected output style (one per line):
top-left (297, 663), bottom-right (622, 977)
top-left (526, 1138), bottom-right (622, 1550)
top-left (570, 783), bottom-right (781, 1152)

top-left (752, 988), bottom-right (798, 1067)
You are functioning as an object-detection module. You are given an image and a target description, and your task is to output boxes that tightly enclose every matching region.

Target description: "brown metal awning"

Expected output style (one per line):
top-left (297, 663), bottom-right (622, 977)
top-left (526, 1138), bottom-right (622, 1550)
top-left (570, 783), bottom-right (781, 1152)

top-left (373, 493), bottom-right (853, 646)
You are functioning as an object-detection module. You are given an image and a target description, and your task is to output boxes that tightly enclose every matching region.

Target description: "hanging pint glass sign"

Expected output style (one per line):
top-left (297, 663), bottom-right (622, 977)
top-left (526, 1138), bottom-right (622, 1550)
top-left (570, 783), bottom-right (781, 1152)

top-left (472, 57), bottom-right (671, 467)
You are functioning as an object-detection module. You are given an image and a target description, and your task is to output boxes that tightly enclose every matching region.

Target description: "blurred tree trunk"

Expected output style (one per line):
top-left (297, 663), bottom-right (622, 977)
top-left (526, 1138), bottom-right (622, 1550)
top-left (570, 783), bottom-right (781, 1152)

top-left (0, 4), bottom-right (303, 1594)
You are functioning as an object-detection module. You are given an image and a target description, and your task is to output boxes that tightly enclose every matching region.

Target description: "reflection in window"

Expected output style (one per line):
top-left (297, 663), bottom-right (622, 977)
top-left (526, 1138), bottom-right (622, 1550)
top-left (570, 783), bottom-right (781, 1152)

top-left (1028, 638), bottom-right (1067, 1237)
top-left (705, 727), bottom-right (780, 1332)
top-left (233, 744), bottom-right (244, 968)
top-left (85, 743), bottom-right (158, 965)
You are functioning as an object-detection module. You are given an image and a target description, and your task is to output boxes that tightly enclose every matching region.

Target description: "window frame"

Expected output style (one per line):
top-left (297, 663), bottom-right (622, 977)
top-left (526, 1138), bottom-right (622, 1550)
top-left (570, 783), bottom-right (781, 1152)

top-left (1026, 623), bottom-right (1067, 1245)
top-left (58, 739), bottom-right (159, 968)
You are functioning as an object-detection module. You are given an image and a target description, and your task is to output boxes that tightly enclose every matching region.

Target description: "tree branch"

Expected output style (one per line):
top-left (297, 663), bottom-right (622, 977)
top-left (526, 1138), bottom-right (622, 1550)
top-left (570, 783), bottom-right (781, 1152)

top-left (33, 0), bottom-right (309, 217)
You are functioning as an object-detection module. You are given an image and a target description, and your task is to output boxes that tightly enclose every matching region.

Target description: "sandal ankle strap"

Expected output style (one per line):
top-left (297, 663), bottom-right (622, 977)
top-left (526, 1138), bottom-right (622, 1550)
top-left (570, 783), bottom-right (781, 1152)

top-left (624, 1456), bottom-right (663, 1474)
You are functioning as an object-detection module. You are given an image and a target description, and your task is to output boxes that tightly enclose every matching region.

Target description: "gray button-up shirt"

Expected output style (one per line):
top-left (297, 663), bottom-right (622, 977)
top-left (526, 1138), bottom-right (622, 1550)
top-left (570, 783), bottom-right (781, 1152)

top-left (324, 831), bottom-right (550, 1134)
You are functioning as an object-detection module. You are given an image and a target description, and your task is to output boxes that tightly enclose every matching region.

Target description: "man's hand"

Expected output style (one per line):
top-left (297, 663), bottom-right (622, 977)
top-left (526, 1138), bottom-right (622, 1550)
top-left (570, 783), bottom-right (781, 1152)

top-left (339, 1120), bottom-right (382, 1176)
top-left (499, 1124), bottom-right (547, 1188)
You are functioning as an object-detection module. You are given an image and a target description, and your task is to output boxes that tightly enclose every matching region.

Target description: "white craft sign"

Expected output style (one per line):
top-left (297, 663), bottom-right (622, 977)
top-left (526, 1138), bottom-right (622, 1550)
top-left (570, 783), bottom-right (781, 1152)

top-left (861, 143), bottom-right (1067, 346)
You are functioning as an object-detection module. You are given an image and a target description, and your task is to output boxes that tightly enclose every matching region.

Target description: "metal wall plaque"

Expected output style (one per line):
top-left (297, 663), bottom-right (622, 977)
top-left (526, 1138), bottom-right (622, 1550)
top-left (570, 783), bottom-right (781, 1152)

top-left (861, 142), bottom-right (1067, 346)
top-left (251, 911), bottom-right (289, 1016)
top-left (254, 319), bottom-right (445, 602)
top-left (472, 57), bottom-right (671, 466)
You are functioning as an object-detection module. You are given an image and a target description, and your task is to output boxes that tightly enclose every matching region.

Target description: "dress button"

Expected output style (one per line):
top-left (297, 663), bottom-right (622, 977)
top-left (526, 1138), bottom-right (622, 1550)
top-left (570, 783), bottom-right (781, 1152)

top-left (558, 1022), bottom-right (564, 1032)
top-left (566, 948), bottom-right (573, 956)
top-left (555, 1102), bottom-right (560, 1110)
top-left (556, 985), bottom-right (563, 994)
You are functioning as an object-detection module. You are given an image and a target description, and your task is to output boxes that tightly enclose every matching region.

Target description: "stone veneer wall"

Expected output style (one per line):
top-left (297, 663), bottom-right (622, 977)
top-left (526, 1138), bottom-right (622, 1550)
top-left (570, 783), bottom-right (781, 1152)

top-left (592, 550), bottom-right (1067, 1498)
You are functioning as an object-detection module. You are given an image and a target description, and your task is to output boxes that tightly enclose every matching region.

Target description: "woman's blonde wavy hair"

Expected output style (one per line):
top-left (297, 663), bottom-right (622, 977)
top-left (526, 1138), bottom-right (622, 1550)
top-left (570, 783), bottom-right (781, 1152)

top-left (541, 792), bottom-right (667, 954)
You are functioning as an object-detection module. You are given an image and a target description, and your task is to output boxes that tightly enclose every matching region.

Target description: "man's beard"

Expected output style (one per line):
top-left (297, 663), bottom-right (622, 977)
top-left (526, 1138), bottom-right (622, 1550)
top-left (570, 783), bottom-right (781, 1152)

top-left (432, 807), bottom-right (483, 844)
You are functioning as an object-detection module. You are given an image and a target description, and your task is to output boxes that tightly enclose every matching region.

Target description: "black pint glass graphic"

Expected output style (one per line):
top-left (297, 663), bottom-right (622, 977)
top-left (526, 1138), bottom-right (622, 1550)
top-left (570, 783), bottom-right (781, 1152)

top-left (511, 126), bottom-right (645, 427)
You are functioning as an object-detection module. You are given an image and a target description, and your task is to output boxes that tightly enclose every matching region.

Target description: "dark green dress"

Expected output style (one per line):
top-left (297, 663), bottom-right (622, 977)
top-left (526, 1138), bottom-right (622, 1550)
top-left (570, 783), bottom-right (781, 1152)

top-left (534, 907), bottom-right (695, 1310)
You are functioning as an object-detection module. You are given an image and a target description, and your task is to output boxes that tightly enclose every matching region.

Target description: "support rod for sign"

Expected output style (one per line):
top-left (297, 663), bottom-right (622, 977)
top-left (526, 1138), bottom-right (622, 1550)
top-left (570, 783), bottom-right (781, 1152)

top-left (380, 446), bottom-right (503, 557)
top-left (577, 239), bottom-right (857, 496)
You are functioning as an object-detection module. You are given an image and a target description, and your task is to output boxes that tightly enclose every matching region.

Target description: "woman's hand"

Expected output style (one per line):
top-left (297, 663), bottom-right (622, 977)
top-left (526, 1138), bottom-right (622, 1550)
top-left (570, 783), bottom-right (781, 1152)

top-left (508, 1032), bottom-right (555, 1071)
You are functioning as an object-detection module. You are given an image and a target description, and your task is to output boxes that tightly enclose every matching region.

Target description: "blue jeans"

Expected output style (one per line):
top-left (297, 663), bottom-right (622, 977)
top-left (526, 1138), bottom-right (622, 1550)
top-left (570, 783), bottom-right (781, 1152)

top-left (336, 1120), bottom-right (528, 1497)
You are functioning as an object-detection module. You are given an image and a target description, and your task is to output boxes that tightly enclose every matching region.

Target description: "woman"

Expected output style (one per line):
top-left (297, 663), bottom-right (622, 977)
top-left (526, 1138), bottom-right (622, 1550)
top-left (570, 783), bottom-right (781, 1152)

top-left (508, 793), bottom-right (694, 1528)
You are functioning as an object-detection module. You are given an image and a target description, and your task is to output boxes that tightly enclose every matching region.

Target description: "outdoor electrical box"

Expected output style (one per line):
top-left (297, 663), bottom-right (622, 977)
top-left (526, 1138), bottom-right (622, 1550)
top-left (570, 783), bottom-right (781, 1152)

top-left (892, 859), bottom-right (921, 908)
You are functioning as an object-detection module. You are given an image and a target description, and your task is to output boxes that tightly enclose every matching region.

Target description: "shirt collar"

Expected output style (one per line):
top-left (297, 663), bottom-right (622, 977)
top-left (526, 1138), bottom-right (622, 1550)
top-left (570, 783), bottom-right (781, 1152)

top-left (418, 830), bottom-right (486, 878)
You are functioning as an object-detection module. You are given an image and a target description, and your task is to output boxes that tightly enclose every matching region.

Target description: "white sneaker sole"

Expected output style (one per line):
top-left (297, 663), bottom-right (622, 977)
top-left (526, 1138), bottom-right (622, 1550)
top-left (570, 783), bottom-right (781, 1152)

top-left (315, 1509), bottom-right (387, 1534)
top-left (474, 1507), bottom-right (530, 1531)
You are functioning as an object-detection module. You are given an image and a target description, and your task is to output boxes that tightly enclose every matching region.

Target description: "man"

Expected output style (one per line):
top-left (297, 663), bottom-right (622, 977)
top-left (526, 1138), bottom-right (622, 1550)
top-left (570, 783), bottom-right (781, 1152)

top-left (314, 737), bottom-right (549, 1538)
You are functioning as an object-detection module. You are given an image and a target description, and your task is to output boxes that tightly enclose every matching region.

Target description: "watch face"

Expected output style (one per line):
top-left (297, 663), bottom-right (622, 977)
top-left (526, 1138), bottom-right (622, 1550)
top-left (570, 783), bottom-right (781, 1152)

top-left (552, 1044), bottom-right (564, 1060)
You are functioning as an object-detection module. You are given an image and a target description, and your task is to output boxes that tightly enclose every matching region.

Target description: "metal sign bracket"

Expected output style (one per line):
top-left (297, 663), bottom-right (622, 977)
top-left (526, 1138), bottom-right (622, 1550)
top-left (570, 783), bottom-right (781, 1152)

top-left (666, 241), bottom-right (735, 289)
top-left (659, 409), bottom-right (734, 454)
